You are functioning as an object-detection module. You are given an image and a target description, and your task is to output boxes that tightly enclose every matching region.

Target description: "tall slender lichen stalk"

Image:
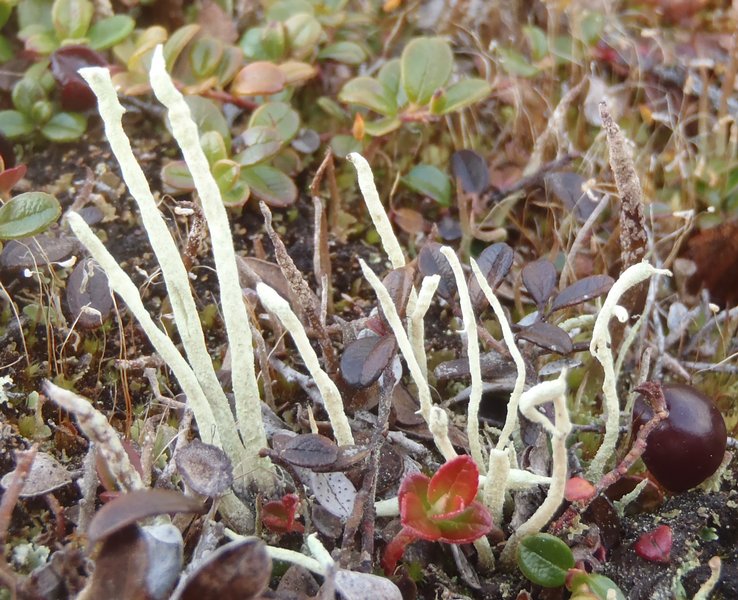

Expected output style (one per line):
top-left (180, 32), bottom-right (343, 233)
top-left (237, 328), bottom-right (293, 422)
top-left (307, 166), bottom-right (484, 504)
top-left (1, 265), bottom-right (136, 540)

top-left (587, 262), bottom-right (671, 481)
top-left (71, 46), bottom-right (275, 527)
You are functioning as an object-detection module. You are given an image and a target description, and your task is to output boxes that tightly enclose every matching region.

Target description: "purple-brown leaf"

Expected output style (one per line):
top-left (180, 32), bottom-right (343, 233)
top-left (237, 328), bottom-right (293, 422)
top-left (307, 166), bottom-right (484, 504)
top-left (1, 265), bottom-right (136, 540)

top-left (418, 242), bottom-right (456, 299)
top-left (468, 243), bottom-right (514, 309)
top-left (280, 433), bottom-right (339, 470)
top-left (174, 539), bottom-right (272, 600)
top-left (66, 257), bottom-right (113, 330)
top-left (451, 149), bottom-right (489, 195)
top-left (522, 259), bottom-right (557, 307)
top-left (549, 275), bottom-right (614, 313)
top-left (382, 265), bottom-right (415, 318)
top-left (544, 172), bottom-right (600, 221)
top-left (340, 335), bottom-right (397, 389)
top-left (517, 321), bottom-right (573, 355)
top-left (88, 489), bottom-right (206, 547)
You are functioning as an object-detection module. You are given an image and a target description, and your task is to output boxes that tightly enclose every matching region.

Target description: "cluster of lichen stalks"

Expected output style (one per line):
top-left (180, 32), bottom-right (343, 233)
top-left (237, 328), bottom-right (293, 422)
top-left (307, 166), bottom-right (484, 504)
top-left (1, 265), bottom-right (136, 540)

top-left (43, 47), bottom-right (668, 572)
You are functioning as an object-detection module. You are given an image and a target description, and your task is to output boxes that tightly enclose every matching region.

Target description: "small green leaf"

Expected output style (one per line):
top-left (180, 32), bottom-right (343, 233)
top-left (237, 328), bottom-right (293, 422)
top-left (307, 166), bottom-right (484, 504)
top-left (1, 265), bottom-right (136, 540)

top-left (438, 79), bottom-right (491, 114)
top-left (161, 161), bottom-right (194, 192)
top-left (200, 131), bottom-right (228, 165)
top-left (578, 11), bottom-right (605, 46)
top-left (241, 164), bottom-right (297, 207)
top-left (329, 134), bottom-right (361, 157)
top-left (189, 37), bottom-right (224, 79)
top-left (517, 533), bottom-right (575, 588)
top-left (401, 37), bottom-right (453, 106)
top-left (40, 111), bottom-right (86, 141)
top-left (267, 0), bottom-right (313, 20)
top-left (234, 126), bottom-right (282, 166)
top-left (163, 23), bottom-right (200, 71)
top-left (51, 0), bottom-right (93, 41)
top-left (402, 164), bottom-right (451, 206)
top-left (497, 47), bottom-right (539, 77)
top-left (338, 77), bottom-right (396, 116)
top-left (12, 78), bottom-right (46, 115)
top-left (248, 102), bottom-right (300, 144)
top-left (363, 116), bottom-right (401, 137)
top-left (0, 35), bottom-right (12, 62)
top-left (88, 15), bottom-right (135, 50)
top-left (568, 572), bottom-right (626, 600)
top-left (377, 58), bottom-right (401, 95)
top-left (183, 96), bottom-right (231, 149)
top-left (0, 2), bottom-right (13, 29)
top-left (284, 13), bottom-right (321, 59)
top-left (17, 0), bottom-right (53, 32)
top-left (523, 25), bottom-right (548, 61)
top-left (239, 24), bottom-right (286, 61)
top-left (221, 179), bottom-right (250, 207)
top-left (23, 30), bottom-right (58, 54)
top-left (0, 110), bottom-right (35, 139)
top-left (318, 41), bottom-right (366, 65)
top-left (0, 192), bottom-right (61, 240)
top-left (212, 159), bottom-right (241, 192)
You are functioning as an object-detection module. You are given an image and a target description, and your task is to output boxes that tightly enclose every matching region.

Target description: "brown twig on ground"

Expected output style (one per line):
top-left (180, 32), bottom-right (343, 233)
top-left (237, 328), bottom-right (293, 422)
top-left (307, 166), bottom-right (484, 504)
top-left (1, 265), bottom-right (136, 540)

top-left (549, 382), bottom-right (668, 534)
top-left (310, 149), bottom-right (341, 232)
top-left (340, 365), bottom-right (396, 571)
top-left (260, 202), bottom-right (338, 374)
top-left (0, 444), bottom-right (39, 598)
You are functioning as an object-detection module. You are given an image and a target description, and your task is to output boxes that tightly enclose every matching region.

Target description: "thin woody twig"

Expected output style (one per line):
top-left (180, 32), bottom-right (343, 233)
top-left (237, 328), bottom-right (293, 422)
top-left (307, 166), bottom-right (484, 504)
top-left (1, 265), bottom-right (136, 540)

top-left (260, 202), bottom-right (338, 374)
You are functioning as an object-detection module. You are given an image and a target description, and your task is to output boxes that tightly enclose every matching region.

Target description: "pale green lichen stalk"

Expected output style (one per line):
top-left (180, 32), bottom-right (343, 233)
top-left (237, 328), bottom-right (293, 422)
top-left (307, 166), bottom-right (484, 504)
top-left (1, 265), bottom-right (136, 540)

top-left (74, 46), bottom-right (276, 523)
top-left (587, 261), bottom-right (671, 481)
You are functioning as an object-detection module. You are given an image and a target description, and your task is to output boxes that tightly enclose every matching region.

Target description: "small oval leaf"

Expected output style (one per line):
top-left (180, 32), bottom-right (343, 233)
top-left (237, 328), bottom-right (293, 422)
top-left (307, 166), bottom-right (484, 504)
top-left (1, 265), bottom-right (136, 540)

top-left (550, 274), bottom-right (614, 313)
top-left (516, 533), bottom-right (575, 588)
top-left (319, 41), bottom-right (366, 65)
top-left (66, 257), bottom-right (113, 329)
top-left (522, 258), bottom-right (557, 307)
top-left (240, 164), bottom-right (297, 207)
top-left (88, 489), bottom-right (206, 547)
top-left (248, 101), bottom-right (300, 143)
top-left (401, 37), bottom-right (453, 105)
top-left (0, 192), bottom-right (61, 240)
top-left (338, 77), bottom-right (397, 116)
top-left (438, 78), bottom-right (491, 114)
top-left (517, 321), bottom-right (573, 355)
top-left (281, 433), bottom-right (339, 469)
top-left (402, 164), bottom-right (451, 206)
top-left (340, 335), bottom-right (397, 388)
top-left (468, 242), bottom-right (513, 309)
top-left (418, 242), bottom-right (456, 299)
top-left (174, 539), bottom-right (271, 600)
top-left (451, 149), bottom-right (489, 195)
top-left (231, 61), bottom-right (286, 96)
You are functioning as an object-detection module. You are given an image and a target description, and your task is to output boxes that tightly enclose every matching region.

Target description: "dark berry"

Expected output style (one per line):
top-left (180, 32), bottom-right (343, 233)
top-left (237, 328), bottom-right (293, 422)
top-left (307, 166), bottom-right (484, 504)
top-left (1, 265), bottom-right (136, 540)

top-left (632, 383), bottom-right (727, 492)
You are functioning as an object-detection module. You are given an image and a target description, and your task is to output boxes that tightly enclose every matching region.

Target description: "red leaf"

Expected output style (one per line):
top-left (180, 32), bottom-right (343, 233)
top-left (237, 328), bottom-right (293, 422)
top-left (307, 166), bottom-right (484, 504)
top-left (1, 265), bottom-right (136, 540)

top-left (262, 494), bottom-right (304, 534)
top-left (634, 525), bottom-right (672, 564)
top-left (427, 455), bottom-right (479, 509)
top-left (400, 492), bottom-right (442, 541)
top-left (434, 502), bottom-right (493, 543)
top-left (0, 164), bottom-right (26, 195)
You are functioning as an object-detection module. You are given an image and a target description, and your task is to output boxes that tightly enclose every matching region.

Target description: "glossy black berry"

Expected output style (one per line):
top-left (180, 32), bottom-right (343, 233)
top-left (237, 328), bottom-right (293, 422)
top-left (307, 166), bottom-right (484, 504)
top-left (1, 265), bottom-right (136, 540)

top-left (633, 383), bottom-right (727, 492)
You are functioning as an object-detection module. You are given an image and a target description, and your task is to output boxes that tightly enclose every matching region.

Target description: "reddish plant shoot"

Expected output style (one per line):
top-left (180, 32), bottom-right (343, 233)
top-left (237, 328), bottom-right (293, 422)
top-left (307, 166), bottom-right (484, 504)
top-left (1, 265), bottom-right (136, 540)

top-left (633, 524), bottom-right (672, 564)
top-left (564, 476), bottom-right (596, 503)
top-left (382, 455), bottom-right (493, 574)
top-left (261, 493), bottom-right (304, 534)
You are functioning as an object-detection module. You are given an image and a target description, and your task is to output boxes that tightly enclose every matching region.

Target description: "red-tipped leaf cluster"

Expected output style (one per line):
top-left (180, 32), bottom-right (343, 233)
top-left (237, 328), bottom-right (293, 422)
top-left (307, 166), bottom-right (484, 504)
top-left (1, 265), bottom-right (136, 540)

top-left (382, 455), bottom-right (493, 574)
top-left (262, 493), bottom-right (304, 534)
